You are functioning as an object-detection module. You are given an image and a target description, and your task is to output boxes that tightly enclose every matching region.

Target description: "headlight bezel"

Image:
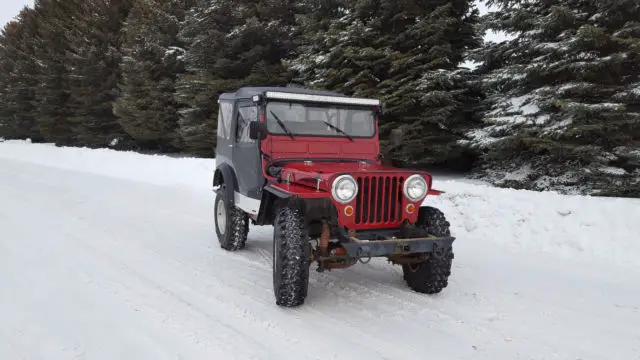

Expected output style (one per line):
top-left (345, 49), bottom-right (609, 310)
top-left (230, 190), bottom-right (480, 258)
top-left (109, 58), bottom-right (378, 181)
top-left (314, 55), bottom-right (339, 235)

top-left (331, 174), bottom-right (358, 204)
top-left (403, 174), bottom-right (429, 202)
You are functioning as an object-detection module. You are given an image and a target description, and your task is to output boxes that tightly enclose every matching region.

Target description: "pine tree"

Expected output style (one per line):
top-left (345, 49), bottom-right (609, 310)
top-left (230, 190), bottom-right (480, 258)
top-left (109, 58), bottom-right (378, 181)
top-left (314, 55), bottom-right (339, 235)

top-left (176, 0), bottom-right (298, 156)
top-left (470, 0), bottom-right (640, 196)
top-left (287, 0), bottom-right (483, 170)
top-left (0, 21), bottom-right (19, 139)
top-left (0, 8), bottom-right (43, 141)
top-left (32, 0), bottom-right (78, 145)
top-left (1, 0), bottom-right (133, 147)
top-left (114, 0), bottom-right (194, 152)
top-left (65, 0), bottom-right (134, 148)
top-left (174, 0), bottom-right (239, 157)
top-left (381, 1), bottom-right (483, 170)
top-left (284, 0), bottom-right (347, 86)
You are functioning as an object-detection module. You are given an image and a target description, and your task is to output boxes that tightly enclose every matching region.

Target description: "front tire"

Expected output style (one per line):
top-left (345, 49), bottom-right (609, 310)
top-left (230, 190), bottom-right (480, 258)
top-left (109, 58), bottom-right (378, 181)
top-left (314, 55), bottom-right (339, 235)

top-left (214, 184), bottom-right (249, 251)
top-left (403, 207), bottom-right (454, 294)
top-left (272, 205), bottom-right (310, 307)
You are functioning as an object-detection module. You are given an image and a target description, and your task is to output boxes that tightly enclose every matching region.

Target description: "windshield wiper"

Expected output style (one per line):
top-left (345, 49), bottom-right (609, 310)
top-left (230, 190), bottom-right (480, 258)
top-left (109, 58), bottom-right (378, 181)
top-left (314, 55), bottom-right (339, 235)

top-left (322, 121), bottom-right (353, 141)
top-left (270, 111), bottom-right (295, 140)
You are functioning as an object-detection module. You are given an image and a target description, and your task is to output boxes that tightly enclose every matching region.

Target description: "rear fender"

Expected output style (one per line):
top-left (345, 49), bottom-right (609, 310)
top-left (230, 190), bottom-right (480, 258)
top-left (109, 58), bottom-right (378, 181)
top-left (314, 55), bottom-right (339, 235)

top-left (213, 164), bottom-right (238, 206)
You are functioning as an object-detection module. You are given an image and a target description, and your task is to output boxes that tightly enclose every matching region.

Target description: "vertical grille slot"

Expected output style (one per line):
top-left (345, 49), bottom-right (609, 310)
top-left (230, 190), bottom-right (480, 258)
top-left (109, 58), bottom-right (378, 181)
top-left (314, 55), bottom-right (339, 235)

top-left (356, 177), bottom-right (363, 224)
top-left (375, 176), bottom-right (384, 223)
top-left (383, 177), bottom-right (391, 222)
top-left (368, 176), bottom-right (376, 223)
top-left (390, 177), bottom-right (398, 222)
top-left (355, 175), bottom-right (404, 225)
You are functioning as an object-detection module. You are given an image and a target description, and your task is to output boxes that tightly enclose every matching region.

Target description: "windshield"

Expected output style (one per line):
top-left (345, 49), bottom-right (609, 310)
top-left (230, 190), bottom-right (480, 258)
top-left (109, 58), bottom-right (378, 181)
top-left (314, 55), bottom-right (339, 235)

top-left (265, 101), bottom-right (376, 138)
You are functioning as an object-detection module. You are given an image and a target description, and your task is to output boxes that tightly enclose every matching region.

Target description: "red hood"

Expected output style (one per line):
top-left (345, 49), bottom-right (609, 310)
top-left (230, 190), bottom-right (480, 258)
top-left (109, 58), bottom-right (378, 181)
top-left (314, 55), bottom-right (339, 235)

top-left (279, 161), bottom-right (432, 192)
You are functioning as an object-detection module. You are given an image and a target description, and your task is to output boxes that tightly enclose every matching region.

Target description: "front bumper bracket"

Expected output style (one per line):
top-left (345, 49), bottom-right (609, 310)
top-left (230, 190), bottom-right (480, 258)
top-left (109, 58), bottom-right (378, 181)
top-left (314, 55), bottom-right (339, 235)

top-left (336, 228), bottom-right (455, 258)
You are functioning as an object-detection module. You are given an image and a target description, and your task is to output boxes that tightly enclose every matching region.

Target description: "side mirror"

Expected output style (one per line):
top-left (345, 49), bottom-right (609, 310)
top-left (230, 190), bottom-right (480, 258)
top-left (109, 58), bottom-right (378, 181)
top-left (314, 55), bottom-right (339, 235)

top-left (381, 128), bottom-right (403, 166)
top-left (389, 128), bottom-right (404, 147)
top-left (249, 121), bottom-right (267, 140)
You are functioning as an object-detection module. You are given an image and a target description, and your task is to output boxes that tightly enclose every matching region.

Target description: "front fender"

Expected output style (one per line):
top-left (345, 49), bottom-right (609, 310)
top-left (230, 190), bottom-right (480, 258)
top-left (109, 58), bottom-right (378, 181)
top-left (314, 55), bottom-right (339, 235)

top-left (265, 183), bottom-right (330, 199)
top-left (214, 164), bottom-right (238, 206)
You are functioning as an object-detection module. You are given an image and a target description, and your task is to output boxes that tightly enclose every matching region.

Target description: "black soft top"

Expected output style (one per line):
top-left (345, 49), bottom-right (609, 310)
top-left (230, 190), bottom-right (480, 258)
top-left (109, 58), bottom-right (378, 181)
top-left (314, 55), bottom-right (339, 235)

top-left (218, 86), bottom-right (347, 101)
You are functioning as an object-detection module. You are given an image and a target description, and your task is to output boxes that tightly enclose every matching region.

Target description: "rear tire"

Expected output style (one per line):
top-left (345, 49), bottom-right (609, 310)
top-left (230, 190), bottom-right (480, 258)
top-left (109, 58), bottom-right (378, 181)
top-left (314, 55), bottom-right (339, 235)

top-left (403, 207), bottom-right (454, 294)
top-left (272, 205), bottom-right (310, 307)
top-left (214, 184), bottom-right (249, 251)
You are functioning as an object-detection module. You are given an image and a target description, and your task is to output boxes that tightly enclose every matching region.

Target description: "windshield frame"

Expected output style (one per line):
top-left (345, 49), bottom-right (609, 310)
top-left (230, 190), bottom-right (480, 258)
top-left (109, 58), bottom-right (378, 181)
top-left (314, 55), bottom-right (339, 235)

top-left (263, 100), bottom-right (378, 139)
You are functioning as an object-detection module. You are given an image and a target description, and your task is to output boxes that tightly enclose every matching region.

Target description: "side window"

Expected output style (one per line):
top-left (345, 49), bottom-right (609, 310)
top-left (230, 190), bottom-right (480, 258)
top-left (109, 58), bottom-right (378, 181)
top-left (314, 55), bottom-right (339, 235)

top-left (217, 101), bottom-right (234, 139)
top-left (236, 105), bottom-right (258, 143)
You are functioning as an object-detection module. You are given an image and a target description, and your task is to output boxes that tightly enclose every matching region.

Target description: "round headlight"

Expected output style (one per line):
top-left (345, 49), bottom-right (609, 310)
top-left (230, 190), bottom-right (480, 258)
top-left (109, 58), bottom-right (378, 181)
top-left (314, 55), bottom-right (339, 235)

top-left (331, 175), bottom-right (358, 204)
top-left (403, 174), bottom-right (428, 202)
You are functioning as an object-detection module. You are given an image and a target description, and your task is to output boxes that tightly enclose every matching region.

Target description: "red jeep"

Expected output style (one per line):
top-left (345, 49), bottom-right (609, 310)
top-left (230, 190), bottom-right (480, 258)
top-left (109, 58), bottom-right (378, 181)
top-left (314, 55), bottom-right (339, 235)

top-left (213, 87), bottom-right (455, 307)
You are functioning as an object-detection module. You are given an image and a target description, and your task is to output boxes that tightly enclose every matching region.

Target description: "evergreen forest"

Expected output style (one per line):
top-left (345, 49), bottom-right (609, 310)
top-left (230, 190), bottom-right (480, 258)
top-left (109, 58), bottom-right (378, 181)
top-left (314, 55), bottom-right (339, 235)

top-left (0, 0), bottom-right (638, 196)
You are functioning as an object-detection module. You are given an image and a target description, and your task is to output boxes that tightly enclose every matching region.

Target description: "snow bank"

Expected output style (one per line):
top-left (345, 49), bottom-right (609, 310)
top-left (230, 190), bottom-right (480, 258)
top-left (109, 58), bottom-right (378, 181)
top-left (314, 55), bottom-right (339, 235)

top-left (2, 139), bottom-right (639, 269)
top-left (0, 140), bottom-right (214, 189)
top-left (428, 180), bottom-right (640, 269)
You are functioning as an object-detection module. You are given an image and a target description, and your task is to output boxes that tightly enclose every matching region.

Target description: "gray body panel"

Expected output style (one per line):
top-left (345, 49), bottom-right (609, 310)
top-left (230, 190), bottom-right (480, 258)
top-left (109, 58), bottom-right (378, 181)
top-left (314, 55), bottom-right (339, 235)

top-left (215, 98), bottom-right (264, 216)
top-left (232, 99), bottom-right (263, 198)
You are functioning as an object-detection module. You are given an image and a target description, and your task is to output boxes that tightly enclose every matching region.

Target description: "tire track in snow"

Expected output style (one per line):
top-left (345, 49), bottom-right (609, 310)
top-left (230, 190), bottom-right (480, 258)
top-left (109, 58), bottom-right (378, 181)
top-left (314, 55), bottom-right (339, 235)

top-left (0, 161), bottom-right (560, 359)
top-left (0, 161), bottom-right (442, 359)
top-left (2, 157), bottom-right (639, 360)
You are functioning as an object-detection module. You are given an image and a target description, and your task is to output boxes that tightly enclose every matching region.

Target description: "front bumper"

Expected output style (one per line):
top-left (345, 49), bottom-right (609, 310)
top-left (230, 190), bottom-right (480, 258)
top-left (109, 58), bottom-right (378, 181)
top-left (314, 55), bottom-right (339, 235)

top-left (336, 228), bottom-right (455, 258)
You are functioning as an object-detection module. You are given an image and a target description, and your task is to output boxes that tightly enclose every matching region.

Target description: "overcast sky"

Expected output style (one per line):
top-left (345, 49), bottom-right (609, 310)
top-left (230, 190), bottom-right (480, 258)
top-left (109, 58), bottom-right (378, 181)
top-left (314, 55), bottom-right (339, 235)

top-left (2, 0), bottom-right (33, 30)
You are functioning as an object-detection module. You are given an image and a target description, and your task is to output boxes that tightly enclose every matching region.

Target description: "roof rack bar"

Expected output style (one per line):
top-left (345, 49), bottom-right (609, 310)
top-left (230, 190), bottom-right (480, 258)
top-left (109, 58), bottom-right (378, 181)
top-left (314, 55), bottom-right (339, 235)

top-left (263, 91), bottom-right (381, 106)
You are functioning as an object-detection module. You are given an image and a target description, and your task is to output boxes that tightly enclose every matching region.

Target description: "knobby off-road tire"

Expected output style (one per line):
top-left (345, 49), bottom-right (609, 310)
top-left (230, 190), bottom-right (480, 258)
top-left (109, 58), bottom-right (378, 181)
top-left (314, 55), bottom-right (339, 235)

top-left (214, 184), bottom-right (249, 251)
top-left (272, 205), bottom-right (311, 307)
top-left (403, 207), bottom-right (454, 294)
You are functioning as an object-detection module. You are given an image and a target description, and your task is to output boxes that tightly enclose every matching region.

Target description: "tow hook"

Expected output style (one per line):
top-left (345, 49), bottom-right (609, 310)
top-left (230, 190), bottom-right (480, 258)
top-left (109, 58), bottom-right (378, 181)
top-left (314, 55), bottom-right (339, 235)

top-left (356, 248), bottom-right (372, 264)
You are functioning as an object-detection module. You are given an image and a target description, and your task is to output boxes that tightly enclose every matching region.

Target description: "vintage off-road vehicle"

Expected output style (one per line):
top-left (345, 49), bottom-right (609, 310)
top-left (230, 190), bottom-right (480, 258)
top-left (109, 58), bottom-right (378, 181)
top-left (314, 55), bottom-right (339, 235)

top-left (213, 87), bottom-right (455, 307)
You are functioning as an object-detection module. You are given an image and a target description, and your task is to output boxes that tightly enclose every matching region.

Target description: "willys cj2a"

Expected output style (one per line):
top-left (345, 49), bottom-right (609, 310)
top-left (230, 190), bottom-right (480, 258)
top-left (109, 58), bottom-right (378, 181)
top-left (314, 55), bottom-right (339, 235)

top-left (212, 87), bottom-right (455, 307)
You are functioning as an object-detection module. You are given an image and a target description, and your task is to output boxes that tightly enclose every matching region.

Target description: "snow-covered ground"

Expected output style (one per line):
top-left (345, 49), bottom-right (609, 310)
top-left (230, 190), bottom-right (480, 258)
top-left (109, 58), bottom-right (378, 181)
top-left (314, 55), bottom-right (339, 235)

top-left (1, 140), bottom-right (639, 360)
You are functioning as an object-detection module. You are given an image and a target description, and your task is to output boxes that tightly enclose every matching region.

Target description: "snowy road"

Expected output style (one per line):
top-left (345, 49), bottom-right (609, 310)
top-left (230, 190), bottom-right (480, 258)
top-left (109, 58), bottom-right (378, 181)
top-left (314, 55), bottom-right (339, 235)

top-left (1, 144), bottom-right (639, 360)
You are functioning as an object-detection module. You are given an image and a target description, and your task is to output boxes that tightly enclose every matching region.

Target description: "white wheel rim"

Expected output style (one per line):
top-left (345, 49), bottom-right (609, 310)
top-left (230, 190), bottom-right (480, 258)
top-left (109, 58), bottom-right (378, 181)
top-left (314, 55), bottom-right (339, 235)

top-left (216, 198), bottom-right (226, 235)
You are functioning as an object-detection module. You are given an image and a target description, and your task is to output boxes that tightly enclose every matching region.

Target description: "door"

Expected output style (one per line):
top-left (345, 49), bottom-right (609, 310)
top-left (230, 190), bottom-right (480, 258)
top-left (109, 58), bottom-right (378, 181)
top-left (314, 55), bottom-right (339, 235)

top-left (232, 100), bottom-right (264, 213)
top-left (215, 100), bottom-right (235, 166)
